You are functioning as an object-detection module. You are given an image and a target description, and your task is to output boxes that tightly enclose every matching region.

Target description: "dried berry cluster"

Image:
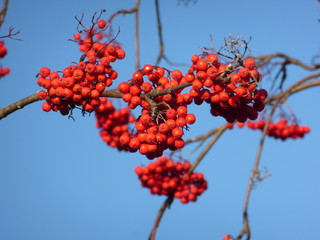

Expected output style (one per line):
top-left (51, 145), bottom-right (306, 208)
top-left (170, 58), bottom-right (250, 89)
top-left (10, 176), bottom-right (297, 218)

top-left (134, 156), bottom-right (207, 204)
top-left (37, 19), bottom-right (125, 115)
top-left (247, 119), bottom-right (310, 140)
top-left (0, 41), bottom-right (10, 78)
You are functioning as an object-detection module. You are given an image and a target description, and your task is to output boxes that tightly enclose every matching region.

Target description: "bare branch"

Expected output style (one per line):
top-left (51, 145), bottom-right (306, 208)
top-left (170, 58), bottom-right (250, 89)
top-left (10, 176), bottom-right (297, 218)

top-left (148, 196), bottom-right (174, 240)
top-left (106, 0), bottom-right (141, 70)
top-left (154, 0), bottom-right (189, 67)
top-left (0, 0), bottom-right (8, 28)
top-left (0, 26), bottom-right (22, 40)
top-left (265, 73), bottom-right (320, 105)
top-left (0, 93), bottom-right (39, 120)
top-left (134, 0), bottom-right (141, 70)
top-left (189, 124), bottom-right (227, 173)
top-left (154, 0), bottom-right (164, 66)
top-left (185, 126), bottom-right (221, 145)
top-left (253, 53), bottom-right (320, 71)
top-left (236, 75), bottom-right (320, 240)
top-left (0, 80), bottom-right (192, 120)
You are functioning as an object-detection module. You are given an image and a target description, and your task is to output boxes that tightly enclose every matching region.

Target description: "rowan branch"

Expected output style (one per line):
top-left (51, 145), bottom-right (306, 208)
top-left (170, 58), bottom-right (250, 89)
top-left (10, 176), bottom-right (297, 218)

top-left (188, 124), bottom-right (227, 173)
top-left (236, 75), bottom-right (320, 240)
top-left (253, 53), bottom-right (320, 91)
top-left (148, 196), bottom-right (174, 240)
top-left (148, 124), bottom-right (227, 240)
top-left (184, 125), bottom-right (225, 158)
top-left (143, 81), bottom-right (191, 99)
top-left (265, 73), bottom-right (320, 105)
top-left (0, 26), bottom-right (21, 40)
top-left (185, 126), bottom-right (221, 145)
top-left (236, 97), bottom-right (281, 240)
top-left (154, 0), bottom-right (188, 67)
top-left (134, 0), bottom-right (141, 70)
top-left (0, 92), bottom-right (39, 120)
top-left (0, 80), bottom-right (192, 120)
top-left (253, 53), bottom-right (320, 71)
top-left (107, 0), bottom-right (141, 70)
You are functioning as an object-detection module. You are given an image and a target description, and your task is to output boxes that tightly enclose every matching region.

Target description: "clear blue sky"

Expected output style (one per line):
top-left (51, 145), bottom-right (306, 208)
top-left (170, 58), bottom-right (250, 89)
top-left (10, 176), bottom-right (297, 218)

top-left (0, 0), bottom-right (319, 239)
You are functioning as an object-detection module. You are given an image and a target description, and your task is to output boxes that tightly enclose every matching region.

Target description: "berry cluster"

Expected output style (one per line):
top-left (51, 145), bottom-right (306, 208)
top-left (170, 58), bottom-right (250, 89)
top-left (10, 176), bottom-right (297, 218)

top-left (187, 54), bottom-right (268, 123)
top-left (115, 65), bottom-right (196, 159)
top-left (246, 119), bottom-right (310, 140)
top-left (95, 97), bottom-right (136, 149)
top-left (0, 41), bottom-right (10, 78)
top-left (96, 53), bottom-right (268, 158)
top-left (37, 18), bottom-right (125, 115)
top-left (134, 156), bottom-right (207, 204)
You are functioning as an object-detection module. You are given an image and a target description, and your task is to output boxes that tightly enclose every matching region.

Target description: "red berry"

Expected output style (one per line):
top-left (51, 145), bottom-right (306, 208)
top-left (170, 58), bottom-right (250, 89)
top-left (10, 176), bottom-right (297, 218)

top-left (37, 90), bottom-right (47, 100)
top-left (41, 101), bottom-right (52, 112)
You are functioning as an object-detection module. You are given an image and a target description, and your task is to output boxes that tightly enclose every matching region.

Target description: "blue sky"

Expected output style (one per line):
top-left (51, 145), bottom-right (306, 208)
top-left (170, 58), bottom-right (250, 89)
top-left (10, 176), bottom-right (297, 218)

top-left (0, 0), bottom-right (319, 239)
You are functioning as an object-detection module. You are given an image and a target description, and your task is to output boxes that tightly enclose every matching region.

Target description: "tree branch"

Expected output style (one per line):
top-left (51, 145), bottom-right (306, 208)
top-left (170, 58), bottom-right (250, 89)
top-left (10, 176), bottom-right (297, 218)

top-left (184, 126), bottom-right (221, 145)
top-left (134, 0), bottom-right (141, 70)
top-left (236, 75), bottom-right (320, 240)
top-left (0, 93), bottom-right (39, 120)
top-left (148, 124), bottom-right (227, 240)
top-left (265, 73), bottom-right (320, 105)
top-left (0, 0), bottom-right (8, 28)
top-left (148, 196), bottom-right (174, 240)
top-left (188, 124), bottom-right (227, 173)
top-left (253, 53), bottom-right (320, 71)
top-left (0, 80), bottom-right (192, 120)
top-left (154, 0), bottom-right (164, 66)
top-left (153, 0), bottom-right (188, 67)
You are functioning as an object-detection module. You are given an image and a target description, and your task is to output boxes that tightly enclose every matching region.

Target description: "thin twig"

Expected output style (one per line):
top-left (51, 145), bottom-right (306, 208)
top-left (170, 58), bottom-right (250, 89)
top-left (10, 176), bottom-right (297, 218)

top-left (105, 2), bottom-right (140, 52)
top-left (0, 26), bottom-right (22, 40)
top-left (148, 196), bottom-right (174, 240)
top-left (153, 0), bottom-right (188, 67)
top-left (265, 73), bottom-right (320, 105)
top-left (189, 124), bottom-right (227, 173)
top-left (185, 126), bottom-right (222, 157)
top-left (253, 53), bottom-right (320, 71)
top-left (154, 0), bottom-right (163, 66)
top-left (0, 80), bottom-right (191, 120)
top-left (236, 77), bottom-right (320, 240)
top-left (134, 0), bottom-right (141, 70)
top-left (148, 124), bottom-right (227, 240)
